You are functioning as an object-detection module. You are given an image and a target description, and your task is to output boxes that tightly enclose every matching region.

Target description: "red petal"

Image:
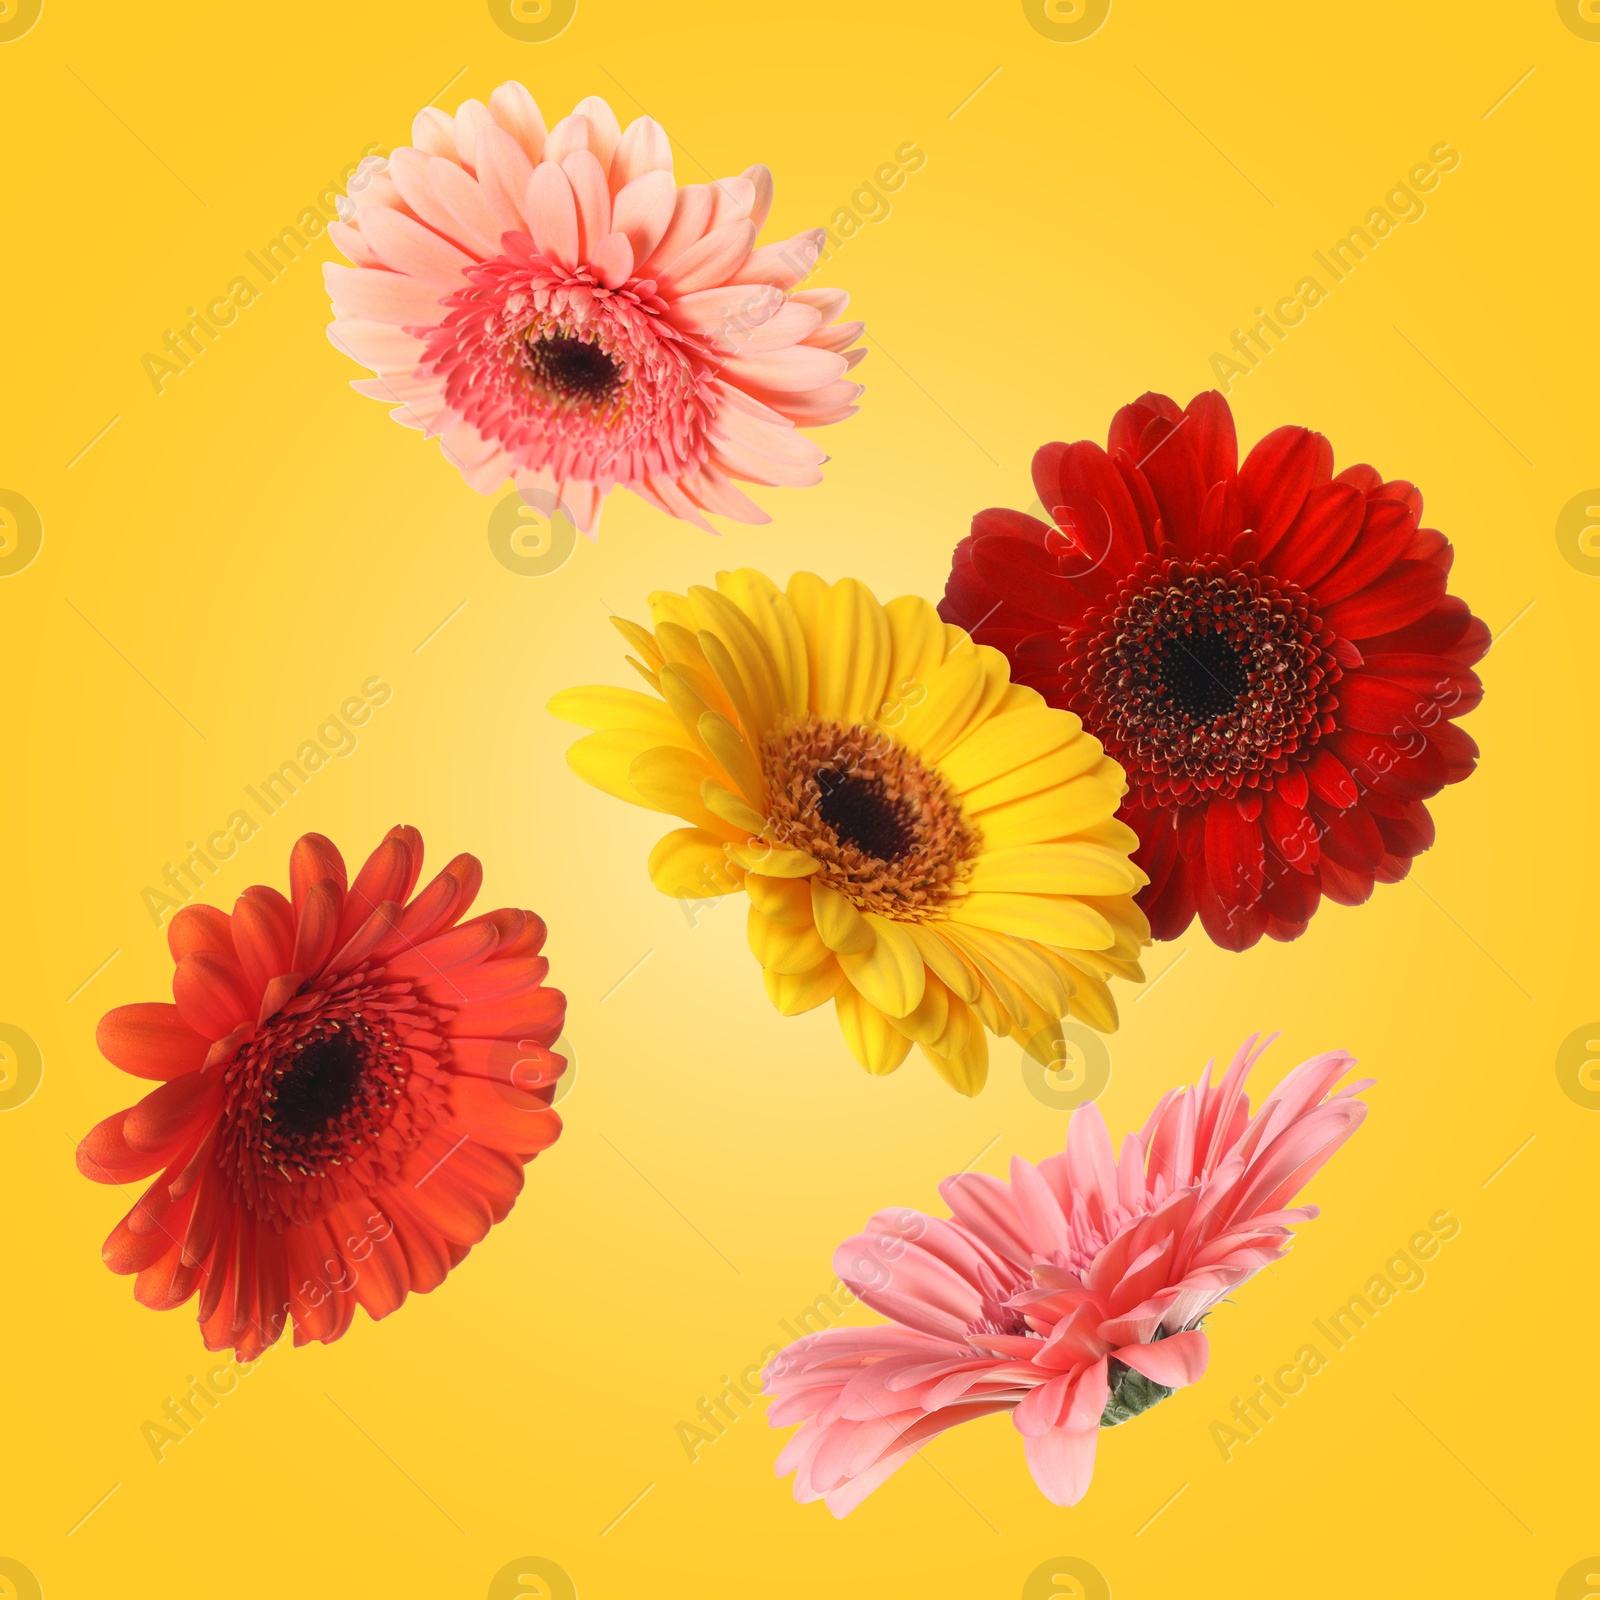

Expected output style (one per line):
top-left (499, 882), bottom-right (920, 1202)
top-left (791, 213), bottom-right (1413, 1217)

top-left (167, 903), bottom-right (234, 963)
top-left (1135, 415), bottom-right (1207, 557)
top-left (1239, 426), bottom-right (1326, 554)
top-left (173, 951), bottom-right (257, 1040)
top-left (1185, 390), bottom-right (1238, 486)
top-left (290, 833), bottom-right (347, 919)
top-left (231, 886), bottom-right (295, 995)
top-left (1269, 481), bottom-right (1366, 589)
top-left (291, 878), bottom-right (342, 977)
top-left (1204, 800), bottom-right (1265, 902)
top-left (1323, 560), bottom-right (1447, 641)
top-left (1311, 496), bottom-right (1417, 605)
top-left (97, 1002), bottom-right (208, 1080)
top-left (124, 1069), bottom-right (218, 1152)
top-left (1306, 749), bottom-right (1359, 810)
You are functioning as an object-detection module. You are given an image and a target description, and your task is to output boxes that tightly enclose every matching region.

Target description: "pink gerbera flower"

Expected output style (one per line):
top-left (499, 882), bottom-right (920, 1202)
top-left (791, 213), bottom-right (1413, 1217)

top-left (763, 1036), bottom-right (1368, 1513)
top-left (325, 83), bottom-right (864, 533)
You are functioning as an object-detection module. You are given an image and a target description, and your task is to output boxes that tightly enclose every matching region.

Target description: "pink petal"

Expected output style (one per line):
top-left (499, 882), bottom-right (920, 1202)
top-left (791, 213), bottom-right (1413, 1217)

top-left (1115, 1328), bottom-right (1210, 1388)
top-left (1022, 1426), bottom-right (1099, 1507)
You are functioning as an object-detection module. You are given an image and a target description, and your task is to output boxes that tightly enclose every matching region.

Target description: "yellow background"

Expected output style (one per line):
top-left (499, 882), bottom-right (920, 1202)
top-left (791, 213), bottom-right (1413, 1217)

top-left (2, 1), bottom-right (1595, 1594)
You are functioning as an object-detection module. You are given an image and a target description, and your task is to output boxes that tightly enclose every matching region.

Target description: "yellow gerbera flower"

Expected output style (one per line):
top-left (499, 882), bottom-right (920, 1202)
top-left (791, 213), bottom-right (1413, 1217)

top-left (549, 570), bottom-right (1149, 1094)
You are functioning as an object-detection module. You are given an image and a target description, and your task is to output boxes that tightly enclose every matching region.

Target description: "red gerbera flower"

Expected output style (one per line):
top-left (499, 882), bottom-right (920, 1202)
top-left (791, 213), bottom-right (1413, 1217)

top-left (77, 826), bottom-right (565, 1356)
top-left (940, 390), bottom-right (1487, 950)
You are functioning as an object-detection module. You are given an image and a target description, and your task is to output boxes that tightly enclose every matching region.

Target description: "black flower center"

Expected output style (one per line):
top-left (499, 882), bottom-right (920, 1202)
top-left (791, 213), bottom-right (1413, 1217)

top-left (815, 770), bottom-right (914, 862)
top-left (1158, 628), bottom-right (1250, 720)
top-left (270, 1029), bottom-right (366, 1139)
top-left (525, 333), bottom-right (622, 405)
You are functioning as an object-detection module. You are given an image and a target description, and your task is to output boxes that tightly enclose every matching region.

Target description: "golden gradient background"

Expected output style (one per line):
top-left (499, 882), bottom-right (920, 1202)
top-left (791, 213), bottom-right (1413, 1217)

top-left (2, 1), bottom-right (1596, 1595)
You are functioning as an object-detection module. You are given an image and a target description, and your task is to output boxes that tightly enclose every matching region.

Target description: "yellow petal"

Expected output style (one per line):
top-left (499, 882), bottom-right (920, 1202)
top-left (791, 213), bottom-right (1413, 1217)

top-left (746, 872), bottom-right (814, 927)
top-left (698, 710), bottom-right (766, 804)
top-left (784, 571), bottom-right (829, 706)
top-left (748, 903), bottom-right (830, 975)
top-left (765, 956), bottom-right (843, 1015)
top-left (629, 746), bottom-right (727, 831)
top-left (547, 685), bottom-right (682, 741)
top-left (960, 739), bottom-right (1111, 813)
top-left (647, 829), bottom-right (740, 899)
top-left (893, 654), bottom-right (986, 763)
top-left (940, 705), bottom-right (1083, 794)
top-left (902, 922), bottom-right (982, 1003)
top-left (689, 584), bottom-right (783, 734)
top-left (887, 971), bottom-right (951, 1046)
top-left (657, 664), bottom-right (718, 752)
top-left (942, 924), bottom-right (1068, 1015)
top-left (835, 983), bottom-right (914, 1076)
top-left (701, 778), bottom-right (768, 836)
top-left (809, 881), bottom-right (874, 954)
top-left (1052, 957), bottom-right (1119, 1033)
top-left (566, 729), bottom-right (660, 809)
top-left (816, 577), bottom-right (891, 725)
top-left (948, 892), bottom-right (1115, 951)
top-left (611, 614), bottom-right (664, 672)
top-left (717, 569), bottom-right (809, 717)
top-left (966, 762), bottom-right (1128, 848)
top-left (880, 595), bottom-right (949, 732)
top-left (965, 843), bottom-right (1142, 896)
top-left (698, 626), bottom-right (769, 745)
top-left (647, 589), bottom-right (697, 631)
top-left (837, 914), bottom-right (926, 1018)
top-left (918, 1007), bottom-right (988, 1096)
top-left (726, 840), bottom-right (820, 877)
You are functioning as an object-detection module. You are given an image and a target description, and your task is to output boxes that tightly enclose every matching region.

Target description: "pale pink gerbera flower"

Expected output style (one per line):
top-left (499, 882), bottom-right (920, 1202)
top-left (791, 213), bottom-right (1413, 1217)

top-left (764, 1036), bottom-right (1369, 1513)
top-left (325, 84), bottom-right (864, 534)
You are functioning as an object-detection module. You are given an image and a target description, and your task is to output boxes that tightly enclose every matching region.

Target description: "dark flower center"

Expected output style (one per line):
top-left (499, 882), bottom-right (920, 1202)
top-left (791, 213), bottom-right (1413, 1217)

top-left (815, 770), bottom-right (915, 862)
top-left (270, 1030), bottom-right (366, 1140)
top-left (524, 332), bottom-right (623, 406)
top-left (760, 717), bottom-right (979, 920)
top-left (1066, 555), bottom-right (1341, 804)
top-left (1158, 628), bottom-right (1250, 720)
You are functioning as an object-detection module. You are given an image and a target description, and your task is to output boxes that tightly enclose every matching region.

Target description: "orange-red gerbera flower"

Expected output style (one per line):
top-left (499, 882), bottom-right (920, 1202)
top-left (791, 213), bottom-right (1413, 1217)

top-left (78, 826), bottom-right (565, 1357)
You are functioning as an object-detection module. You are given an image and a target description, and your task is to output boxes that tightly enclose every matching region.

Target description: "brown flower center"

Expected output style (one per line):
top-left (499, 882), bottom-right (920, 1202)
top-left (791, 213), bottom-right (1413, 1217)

top-left (759, 716), bottom-right (978, 919)
top-left (522, 330), bottom-right (625, 413)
